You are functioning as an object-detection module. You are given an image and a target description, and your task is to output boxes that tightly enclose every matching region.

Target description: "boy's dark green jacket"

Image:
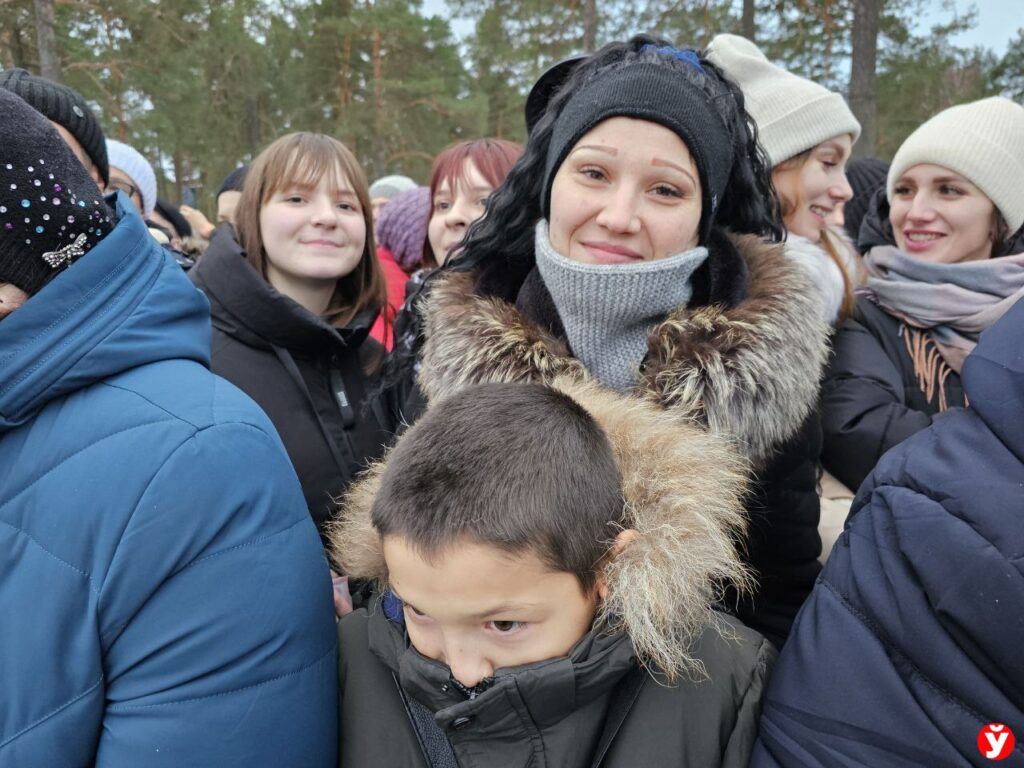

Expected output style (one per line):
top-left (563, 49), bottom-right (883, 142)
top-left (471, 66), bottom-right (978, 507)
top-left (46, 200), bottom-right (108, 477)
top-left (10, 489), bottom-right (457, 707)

top-left (333, 375), bottom-right (778, 767)
top-left (338, 604), bottom-right (774, 768)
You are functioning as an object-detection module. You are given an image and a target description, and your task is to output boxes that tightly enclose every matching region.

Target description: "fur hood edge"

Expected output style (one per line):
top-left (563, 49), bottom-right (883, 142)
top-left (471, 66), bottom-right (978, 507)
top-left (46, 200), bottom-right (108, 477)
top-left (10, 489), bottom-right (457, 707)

top-left (419, 232), bottom-right (831, 468)
top-left (330, 375), bottom-right (752, 681)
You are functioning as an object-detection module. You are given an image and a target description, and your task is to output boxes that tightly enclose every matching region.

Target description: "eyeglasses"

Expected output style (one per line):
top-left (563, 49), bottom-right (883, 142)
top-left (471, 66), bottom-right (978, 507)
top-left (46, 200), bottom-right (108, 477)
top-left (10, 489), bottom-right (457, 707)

top-left (106, 181), bottom-right (138, 199)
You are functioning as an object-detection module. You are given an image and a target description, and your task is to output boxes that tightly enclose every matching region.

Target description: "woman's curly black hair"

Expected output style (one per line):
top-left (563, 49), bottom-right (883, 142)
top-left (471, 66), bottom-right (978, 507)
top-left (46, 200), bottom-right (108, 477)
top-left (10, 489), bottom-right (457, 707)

top-left (385, 34), bottom-right (783, 389)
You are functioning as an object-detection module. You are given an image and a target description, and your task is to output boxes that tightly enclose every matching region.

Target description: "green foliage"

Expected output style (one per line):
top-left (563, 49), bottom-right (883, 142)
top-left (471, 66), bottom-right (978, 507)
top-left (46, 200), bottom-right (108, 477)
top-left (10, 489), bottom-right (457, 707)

top-left (993, 28), bottom-right (1024, 102)
top-left (874, 7), bottom-right (1003, 157)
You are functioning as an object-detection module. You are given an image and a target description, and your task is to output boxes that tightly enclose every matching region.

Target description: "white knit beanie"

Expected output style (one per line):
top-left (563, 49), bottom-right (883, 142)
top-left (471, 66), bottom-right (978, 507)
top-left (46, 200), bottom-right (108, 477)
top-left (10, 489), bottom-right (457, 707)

top-left (887, 97), bottom-right (1024, 233)
top-left (706, 34), bottom-right (861, 167)
top-left (369, 175), bottom-right (416, 201)
top-left (105, 139), bottom-right (157, 217)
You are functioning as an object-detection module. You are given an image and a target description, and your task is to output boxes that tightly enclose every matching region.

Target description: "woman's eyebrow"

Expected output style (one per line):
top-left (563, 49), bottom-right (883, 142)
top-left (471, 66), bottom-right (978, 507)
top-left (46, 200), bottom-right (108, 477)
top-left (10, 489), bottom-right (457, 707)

top-left (652, 157), bottom-right (697, 186)
top-left (570, 144), bottom-right (617, 156)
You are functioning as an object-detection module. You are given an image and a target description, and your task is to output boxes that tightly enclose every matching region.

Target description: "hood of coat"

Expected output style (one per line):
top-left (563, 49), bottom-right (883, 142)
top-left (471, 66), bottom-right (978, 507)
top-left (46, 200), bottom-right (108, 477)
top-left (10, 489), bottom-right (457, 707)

top-left (190, 226), bottom-right (376, 356)
top-left (785, 225), bottom-right (859, 326)
top-left (961, 292), bottom-right (1024, 461)
top-left (334, 374), bottom-right (751, 682)
top-left (857, 186), bottom-right (895, 253)
top-left (417, 231), bottom-right (829, 469)
top-left (0, 196), bottom-right (210, 432)
top-left (365, 600), bottom-right (637, 766)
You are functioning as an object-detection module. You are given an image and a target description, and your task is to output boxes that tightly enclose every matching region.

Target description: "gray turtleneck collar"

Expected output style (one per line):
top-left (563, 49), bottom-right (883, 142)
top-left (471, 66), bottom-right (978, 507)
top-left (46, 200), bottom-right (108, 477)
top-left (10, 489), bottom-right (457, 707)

top-left (534, 220), bottom-right (708, 391)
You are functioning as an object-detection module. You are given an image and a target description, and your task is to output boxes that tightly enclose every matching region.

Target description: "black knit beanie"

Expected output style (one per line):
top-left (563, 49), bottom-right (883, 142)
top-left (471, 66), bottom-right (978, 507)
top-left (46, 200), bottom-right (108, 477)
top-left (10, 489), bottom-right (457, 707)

top-left (0, 89), bottom-right (115, 296)
top-left (217, 165), bottom-right (249, 197)
top-left (0, 68), bottom-right (109, 185)
top-left (154, 198), bottom-right (192, 238)
top-left (843, 156), bottom-right (889, 244)
top-left (542, 53), bottom-right (734, 246)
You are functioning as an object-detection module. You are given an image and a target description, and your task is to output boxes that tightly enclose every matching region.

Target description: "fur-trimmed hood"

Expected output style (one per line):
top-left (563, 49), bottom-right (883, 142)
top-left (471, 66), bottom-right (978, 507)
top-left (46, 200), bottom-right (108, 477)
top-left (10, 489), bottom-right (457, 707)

top-left (332, 375), bottom-right (751, 679)
top-left (785, 225), bottom-right (860, 326)
top-left (417, 232), bottom-right (830, 469)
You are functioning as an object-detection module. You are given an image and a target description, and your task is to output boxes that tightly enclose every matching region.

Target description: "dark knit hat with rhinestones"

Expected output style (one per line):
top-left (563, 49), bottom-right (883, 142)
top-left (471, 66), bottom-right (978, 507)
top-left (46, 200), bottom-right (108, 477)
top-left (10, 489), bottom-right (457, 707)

top-left (0, 89), bottom-right (114, 296)
top-left (0, 68), bottom-right (109, 185)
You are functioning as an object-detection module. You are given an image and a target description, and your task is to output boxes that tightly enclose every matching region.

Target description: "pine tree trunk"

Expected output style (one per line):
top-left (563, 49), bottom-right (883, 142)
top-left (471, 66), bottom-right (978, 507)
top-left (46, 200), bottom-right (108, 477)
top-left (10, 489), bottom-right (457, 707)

top-left (33, 0), bottom-right (61, 81)
top-left (741, 0), bottom-right (756, 41)
top-left (172, 150), bottom-right (185, 204)
top-left (372, 27), bottom-right (385, 174)
top-left (849, 0), bottom-right (879, 158)
top-left (1, 28), bottom-right (17, 70)
top-left (583, 0), bottom-right (597, 52)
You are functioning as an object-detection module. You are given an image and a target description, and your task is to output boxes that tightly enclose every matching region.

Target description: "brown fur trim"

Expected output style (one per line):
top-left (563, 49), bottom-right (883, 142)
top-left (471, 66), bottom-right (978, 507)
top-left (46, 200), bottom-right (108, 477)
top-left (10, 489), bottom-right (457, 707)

top-left (418, 270), bottom-right (588, 403)
top-left (553, 377), bottom-right (751, 680)
top-left (640, 233), bottom-right (829, 466)
top-left (329, 375), bottom-right (751, 681)
top-left (420, 233), bottom-right (830, 467)
top-left (329, 461), bottom-right (388, 583)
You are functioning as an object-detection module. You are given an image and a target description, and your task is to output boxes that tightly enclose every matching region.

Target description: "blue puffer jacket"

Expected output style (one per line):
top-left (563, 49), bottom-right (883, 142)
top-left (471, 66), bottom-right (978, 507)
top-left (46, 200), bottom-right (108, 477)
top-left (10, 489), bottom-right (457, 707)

top-left (0, 198), bottom-right (338, 767)
top-left (753, 296), bottom-right (1024, 767)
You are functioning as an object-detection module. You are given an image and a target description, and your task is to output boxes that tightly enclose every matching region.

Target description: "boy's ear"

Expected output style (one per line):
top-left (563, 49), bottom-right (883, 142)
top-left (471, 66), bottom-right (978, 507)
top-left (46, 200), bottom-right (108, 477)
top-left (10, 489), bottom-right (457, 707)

top-left (597, 528), bottom-right (640, 601)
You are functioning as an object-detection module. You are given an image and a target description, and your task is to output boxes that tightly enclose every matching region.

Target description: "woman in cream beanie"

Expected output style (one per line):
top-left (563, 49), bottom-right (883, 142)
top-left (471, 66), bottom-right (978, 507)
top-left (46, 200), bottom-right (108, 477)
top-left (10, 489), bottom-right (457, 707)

top-left (708, 33), bottom-right (861, 330)
top-left (708, 33), bottom-right (864, 558)
top-left (822, 96), bottom-right (1024, 495)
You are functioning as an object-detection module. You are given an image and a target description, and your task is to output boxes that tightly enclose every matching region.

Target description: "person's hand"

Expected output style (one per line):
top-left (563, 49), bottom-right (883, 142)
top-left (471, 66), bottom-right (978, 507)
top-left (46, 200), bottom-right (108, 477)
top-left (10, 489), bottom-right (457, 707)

top-left (0, 282), bottom-right (29, 319)
top-left (180, 205), bottom-right (215, 240)
top-left (331, 571), bottom-right (353, 620)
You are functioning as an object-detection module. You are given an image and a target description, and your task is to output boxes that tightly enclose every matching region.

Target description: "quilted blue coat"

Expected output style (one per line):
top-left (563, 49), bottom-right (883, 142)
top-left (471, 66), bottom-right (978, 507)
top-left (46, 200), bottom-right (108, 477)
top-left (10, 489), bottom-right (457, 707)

top-left (753, 295), bottom-right (1024, 767)
top-left (0, 198), bottom-right (338, 767)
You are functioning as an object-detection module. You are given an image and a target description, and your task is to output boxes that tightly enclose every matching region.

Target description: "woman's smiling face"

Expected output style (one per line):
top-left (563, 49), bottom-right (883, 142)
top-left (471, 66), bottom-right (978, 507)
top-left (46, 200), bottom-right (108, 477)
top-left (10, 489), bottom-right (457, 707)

top-left (772, 136), bottom-right (854, 242)
top-left (258, 164), bottom-right (366, 290)
top-left (889, 163), bottom-right (996, 263)
top-left (548, 116), bottom-right (703, 264)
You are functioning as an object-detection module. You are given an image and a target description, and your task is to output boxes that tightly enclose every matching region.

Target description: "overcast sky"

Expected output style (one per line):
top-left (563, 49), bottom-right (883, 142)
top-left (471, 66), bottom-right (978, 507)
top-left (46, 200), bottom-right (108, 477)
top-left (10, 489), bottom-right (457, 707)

top-left (423, 1), bottom-right (1022, 57)
top-left (924, 0), bottom-right (1021, 55)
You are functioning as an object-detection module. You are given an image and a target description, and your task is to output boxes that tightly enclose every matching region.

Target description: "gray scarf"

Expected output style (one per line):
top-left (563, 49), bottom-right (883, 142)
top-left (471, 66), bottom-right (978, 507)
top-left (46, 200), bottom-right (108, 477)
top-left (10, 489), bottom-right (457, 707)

top-left (859, 245), bottom-right (1024, 371)
top-left (534, 220), bottom-right (708, 391)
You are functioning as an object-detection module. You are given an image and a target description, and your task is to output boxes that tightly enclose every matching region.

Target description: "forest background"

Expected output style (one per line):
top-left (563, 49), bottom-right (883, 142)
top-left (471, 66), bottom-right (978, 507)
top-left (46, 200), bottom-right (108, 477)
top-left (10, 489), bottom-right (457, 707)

top-left (4, 0), bottom-right (1023, 212)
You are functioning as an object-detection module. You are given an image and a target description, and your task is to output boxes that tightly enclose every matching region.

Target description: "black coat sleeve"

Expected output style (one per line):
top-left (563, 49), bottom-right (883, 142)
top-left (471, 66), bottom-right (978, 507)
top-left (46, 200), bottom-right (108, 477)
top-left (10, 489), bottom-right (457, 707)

top-left (820, 316), bottom-right (932, 492)
top-left (735, 412), bottom-right (823, 649)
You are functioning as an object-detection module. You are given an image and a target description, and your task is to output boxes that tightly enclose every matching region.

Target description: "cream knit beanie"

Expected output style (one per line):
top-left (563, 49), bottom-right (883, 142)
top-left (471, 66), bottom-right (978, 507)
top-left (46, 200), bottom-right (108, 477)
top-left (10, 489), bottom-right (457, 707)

top-left (887, 97), bottom-right (1024, 233)
top-left (706, 33), bottom-right (861, 167)
top-left (106, 139), bottom-right (157, 217)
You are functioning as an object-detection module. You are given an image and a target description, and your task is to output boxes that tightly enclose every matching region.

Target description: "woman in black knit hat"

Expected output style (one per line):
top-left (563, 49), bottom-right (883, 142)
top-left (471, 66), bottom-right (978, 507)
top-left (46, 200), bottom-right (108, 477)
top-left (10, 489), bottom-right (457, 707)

top-left (389, 35), bottom-right (832, 651)
top-left (0, 68), bottom-right (109, 188)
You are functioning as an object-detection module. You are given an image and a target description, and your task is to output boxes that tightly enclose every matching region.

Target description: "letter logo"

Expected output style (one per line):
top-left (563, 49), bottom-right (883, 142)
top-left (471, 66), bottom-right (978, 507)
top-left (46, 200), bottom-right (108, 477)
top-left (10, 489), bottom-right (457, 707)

top-left (977, 723), bottom-right (1016, 761)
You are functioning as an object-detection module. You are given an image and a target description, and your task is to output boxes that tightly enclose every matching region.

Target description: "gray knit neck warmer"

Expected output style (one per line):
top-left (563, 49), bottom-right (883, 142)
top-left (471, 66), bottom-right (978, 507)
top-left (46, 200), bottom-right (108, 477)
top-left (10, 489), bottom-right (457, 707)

top-left (534, 220), bottom-right (708, 391)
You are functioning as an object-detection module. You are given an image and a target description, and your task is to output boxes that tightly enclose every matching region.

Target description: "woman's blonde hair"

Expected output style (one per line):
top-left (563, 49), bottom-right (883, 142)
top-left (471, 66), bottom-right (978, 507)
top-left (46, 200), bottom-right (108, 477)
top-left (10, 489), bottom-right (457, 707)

top-left (233, 132), bottom-right (387, 336)
top-left (775, 149), bottom-right (857, 322)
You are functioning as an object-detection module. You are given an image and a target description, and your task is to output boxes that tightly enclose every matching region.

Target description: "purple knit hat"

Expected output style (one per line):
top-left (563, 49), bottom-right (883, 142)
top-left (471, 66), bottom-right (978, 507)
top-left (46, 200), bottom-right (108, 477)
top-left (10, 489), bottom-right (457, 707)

top-left (376, 186), bottom-right (430, 272)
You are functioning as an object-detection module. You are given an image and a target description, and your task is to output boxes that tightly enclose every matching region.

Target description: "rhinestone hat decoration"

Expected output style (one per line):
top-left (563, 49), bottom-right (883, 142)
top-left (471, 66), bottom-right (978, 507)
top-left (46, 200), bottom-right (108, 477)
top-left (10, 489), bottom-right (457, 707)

top-left (41, 232), bottom-right (88, 268)
top-left (1, 158), bottom-right (112, 255)
top-left (0, 87), bottom-right (116, 295)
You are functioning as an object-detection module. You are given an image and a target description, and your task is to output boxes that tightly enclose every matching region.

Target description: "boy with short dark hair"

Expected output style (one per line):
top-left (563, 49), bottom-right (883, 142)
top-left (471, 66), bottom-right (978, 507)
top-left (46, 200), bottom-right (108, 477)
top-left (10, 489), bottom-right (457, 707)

top-left (332, 378), bottom-right (774, 768)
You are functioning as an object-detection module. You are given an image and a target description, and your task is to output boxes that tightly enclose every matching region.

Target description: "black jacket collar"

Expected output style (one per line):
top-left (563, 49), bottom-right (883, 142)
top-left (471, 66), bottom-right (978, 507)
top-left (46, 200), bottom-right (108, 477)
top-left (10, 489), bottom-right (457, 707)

top-left (191, 226), bottom-right (375, 355)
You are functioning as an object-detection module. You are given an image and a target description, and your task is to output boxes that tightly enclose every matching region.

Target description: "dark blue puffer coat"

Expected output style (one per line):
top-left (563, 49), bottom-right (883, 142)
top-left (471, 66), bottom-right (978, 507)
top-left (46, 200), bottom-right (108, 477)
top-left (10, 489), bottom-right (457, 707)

top-left (0, 197), bottom-right (338, 766)
top-left (753, 295), bottom-right (1024, 767)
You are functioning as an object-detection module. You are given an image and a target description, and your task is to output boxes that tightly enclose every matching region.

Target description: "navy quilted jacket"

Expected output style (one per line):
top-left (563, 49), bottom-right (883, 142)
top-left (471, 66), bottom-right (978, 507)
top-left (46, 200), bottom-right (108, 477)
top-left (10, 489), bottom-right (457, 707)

top-left (0, 198), bottom-right (338, 766)
top-left (753, 295), bottom-right (1024, 767)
